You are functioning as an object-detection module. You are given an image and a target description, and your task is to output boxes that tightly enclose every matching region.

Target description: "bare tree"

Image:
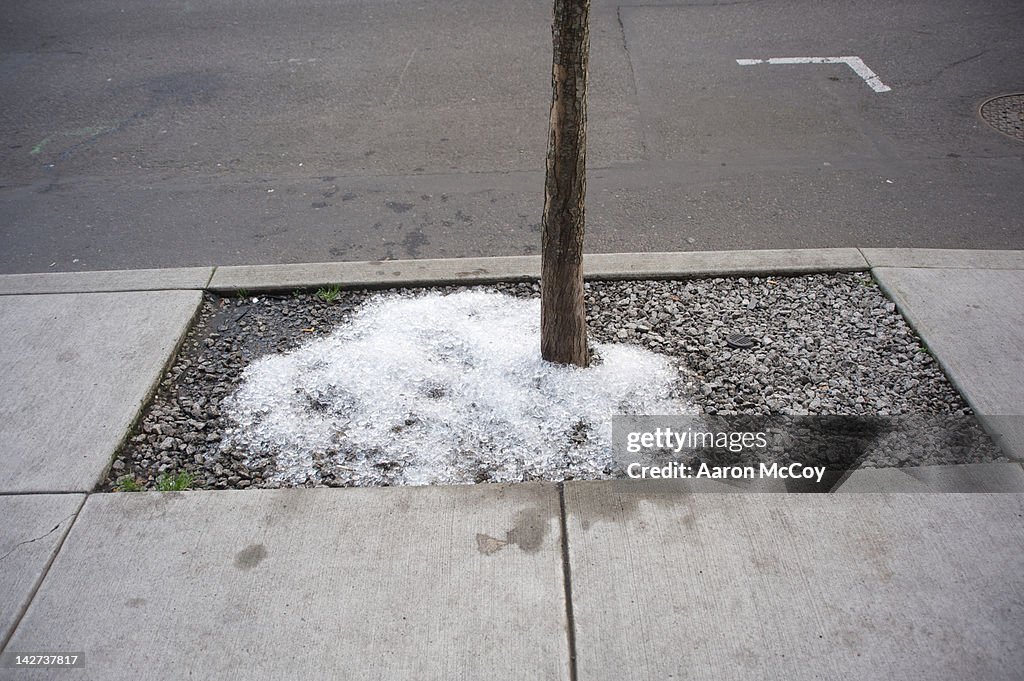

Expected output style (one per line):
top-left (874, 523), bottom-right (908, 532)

top-left (541, 0), bottom-right (590, 367)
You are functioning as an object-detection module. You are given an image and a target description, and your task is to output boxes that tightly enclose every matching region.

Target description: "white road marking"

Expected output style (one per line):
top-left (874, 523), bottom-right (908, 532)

top-left (736, 56), bottom-right (891, 93)
top-left (838, 56), bottom-right (891, 93)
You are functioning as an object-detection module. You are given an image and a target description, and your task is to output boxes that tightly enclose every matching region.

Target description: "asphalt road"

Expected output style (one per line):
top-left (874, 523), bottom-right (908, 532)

top-left (1, 0), bottom-right (1022, 273)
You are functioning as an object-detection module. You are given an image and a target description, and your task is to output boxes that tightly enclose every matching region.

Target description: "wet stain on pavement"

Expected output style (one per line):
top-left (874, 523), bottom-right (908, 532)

top-left (141, 71), bottom-right (220, 107)
top-left (402, 228), bottom-right (428, 257)
top-left (476, 504), bottom-right (553, 556)
top-left (575, 481), bottom-right (698, 533)
top-left (234, 543), bottom-right (267, 569)
top-left (385, 200), bottom-right (414, 213)
top-left (56, 349), bottom-right (78, 364)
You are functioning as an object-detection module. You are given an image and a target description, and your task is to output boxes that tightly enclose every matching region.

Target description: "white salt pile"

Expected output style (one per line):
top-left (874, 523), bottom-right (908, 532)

top-left (221, 289), bottom-right (692, 486)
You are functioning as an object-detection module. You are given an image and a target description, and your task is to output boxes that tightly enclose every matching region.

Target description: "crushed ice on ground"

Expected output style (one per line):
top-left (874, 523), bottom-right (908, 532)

top-left (220, 289), bottom-right (693, 486)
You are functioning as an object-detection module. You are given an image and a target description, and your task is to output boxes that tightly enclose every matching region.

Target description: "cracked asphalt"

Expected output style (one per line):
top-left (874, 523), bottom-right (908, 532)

top-left (1, 0), bottom-right (1022, 273)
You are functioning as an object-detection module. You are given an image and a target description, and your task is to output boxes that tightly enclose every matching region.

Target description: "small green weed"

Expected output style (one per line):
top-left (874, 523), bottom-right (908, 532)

top-left (156, 471), bottom-right (194, 492)
top-left (115, 475), bottom-right (142, 492)
top-left (235, 288), bottom-right (250, 299)
top-left (316, 285), bottom-right (342, 303)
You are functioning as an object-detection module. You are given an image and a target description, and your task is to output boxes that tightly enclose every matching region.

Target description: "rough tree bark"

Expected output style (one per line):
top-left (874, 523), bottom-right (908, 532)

top-left (541, 0), bottom-right (590, 367)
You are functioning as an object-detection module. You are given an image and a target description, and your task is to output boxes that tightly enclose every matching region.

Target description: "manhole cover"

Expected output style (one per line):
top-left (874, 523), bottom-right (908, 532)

top-left (979, 94), bottom-right (1024, 142)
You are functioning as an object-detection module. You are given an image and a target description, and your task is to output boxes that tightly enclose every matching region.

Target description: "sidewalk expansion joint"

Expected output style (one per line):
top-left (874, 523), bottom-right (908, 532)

top-left (0, 490), bottom-right (91, 496)
top-left (558, 483), bottom-right (579, 681)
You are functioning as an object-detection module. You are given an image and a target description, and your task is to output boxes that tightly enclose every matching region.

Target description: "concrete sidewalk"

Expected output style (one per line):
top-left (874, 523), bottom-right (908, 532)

top-left (1, 248), bottom-right (1022, 680)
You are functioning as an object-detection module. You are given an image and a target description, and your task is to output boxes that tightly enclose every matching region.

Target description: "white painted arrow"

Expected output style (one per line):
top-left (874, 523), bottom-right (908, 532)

top-left (736, 56), bottom-right (891, 93)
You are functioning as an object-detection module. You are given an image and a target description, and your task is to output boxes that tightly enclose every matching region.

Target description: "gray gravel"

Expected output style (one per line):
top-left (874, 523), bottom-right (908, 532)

top-left (104, 272), bottom-right (1006, 492)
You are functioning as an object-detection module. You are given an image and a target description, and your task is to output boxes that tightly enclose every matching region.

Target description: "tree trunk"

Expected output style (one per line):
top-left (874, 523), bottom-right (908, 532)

top-left (541, 0), bottom-right (590, 367)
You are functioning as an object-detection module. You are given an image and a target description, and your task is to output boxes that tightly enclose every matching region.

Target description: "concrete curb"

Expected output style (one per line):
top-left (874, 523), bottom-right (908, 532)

top-left (0, 267), bottom-right (214, 296)
top-left (2, 249), bottom-right (1020, 296)
top-left (209, 255), bottom-right (540, 292)
top-left (0, 249), bottom-right (868, 296)
top-left (206, 248), bottom-right (868, 291)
